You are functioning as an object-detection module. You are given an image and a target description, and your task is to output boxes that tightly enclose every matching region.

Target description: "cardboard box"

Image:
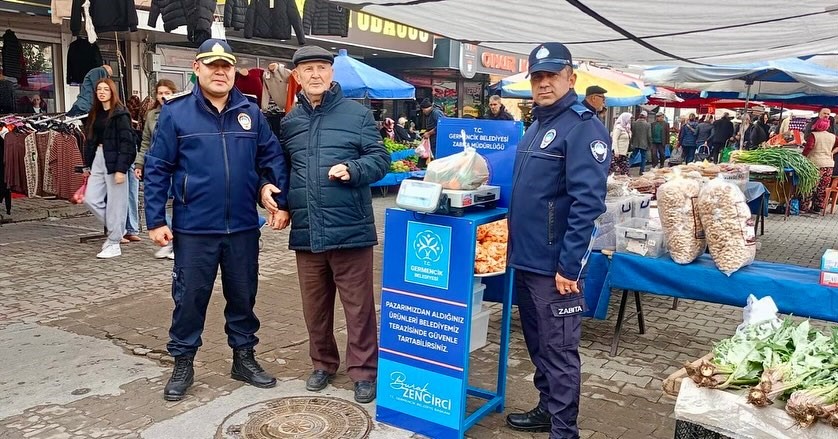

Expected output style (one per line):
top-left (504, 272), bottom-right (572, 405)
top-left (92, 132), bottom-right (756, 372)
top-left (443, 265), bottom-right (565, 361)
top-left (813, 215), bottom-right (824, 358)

top-left (822, 249), bottom-right (838, 273)
top-left (820, 272), bottom-right (838, 288)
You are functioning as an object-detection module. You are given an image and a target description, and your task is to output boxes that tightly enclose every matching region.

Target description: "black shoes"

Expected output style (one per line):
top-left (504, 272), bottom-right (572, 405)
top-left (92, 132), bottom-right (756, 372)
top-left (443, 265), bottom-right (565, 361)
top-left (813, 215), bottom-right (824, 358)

top-left (164, 356), bottom-right (194, 401)
top-left (231, 348), bottom-right (277, 388)
top-left (354, 380), bottom-right (376, 404)
top-left (506, 405), bottom-right (552, 432)
top-left (306, 369), bottom-right (335, 391)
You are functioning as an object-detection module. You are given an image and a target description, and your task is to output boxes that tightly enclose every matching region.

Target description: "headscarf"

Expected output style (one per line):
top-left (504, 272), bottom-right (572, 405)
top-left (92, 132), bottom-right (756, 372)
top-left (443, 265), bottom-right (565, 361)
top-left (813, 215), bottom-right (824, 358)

top-left (738, 113), bottom-right (751, 139)
top-left (615, 112), bottom-right (633, 137)
top-left (383, 118), bottom-right (395, 139)
top-left (813, 117), bottom-right (831, 132)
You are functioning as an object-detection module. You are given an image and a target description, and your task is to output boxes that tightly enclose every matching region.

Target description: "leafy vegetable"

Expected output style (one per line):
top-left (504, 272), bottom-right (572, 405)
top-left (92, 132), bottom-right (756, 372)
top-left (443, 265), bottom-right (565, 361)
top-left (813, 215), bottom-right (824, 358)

top-left (730, 148), bottom-right (820, 195)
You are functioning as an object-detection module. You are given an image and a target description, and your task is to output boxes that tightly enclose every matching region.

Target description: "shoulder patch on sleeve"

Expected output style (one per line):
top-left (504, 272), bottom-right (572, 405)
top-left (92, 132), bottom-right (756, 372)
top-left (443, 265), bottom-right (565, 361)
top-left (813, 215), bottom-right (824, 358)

top-left (163, 90), bottom-right (191, 104)
top-left (590, 140), bottom-right (608, 163)
top-left (571, 102), bottom-right (593, 119)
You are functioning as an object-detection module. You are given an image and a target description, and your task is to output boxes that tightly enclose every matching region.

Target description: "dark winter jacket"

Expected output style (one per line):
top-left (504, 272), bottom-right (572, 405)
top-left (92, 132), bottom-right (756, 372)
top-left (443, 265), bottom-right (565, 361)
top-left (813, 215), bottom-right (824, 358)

top-left (750, 122), bottom-right (769, 147)
top-left (224, 0), bottom-right (248, 30)
top-left (66, 37), bottom-right (102, 85)
top-left (143, 85), bottom-right (289, 235)
top-left (712, 118), bottom-right (735, 144)
top-left (279, 82), bottom-right (390, 252)
top-left (679, 121), bottom-right (699, 147)
top-left (302, 0), bottom-right (350, 37)
top-left (71, 0), bottom-right (138, 36)
top-left (148, 0), bottom-right (188, 32)
top-left (84, 106), bottom-right (137, 174)
top-left (187, 0), bottom-right (216, 45)
top-left (1, 30), bottom-right (24, 83)
top-left (483, 105), bottom-right (514, 121)
top-left (245, 0), bottom-right (306, 45)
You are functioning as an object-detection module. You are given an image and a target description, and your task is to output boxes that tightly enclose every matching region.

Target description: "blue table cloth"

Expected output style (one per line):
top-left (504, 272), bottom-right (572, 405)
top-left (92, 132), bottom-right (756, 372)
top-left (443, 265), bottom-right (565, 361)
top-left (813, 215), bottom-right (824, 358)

top-left (595, 253), bottom-right (838, 322)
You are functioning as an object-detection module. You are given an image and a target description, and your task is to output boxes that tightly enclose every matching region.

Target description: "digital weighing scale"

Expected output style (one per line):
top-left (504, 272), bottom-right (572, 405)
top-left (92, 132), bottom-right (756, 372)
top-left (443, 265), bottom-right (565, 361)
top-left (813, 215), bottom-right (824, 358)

top-left (395, 179), bottom-right (500, 216)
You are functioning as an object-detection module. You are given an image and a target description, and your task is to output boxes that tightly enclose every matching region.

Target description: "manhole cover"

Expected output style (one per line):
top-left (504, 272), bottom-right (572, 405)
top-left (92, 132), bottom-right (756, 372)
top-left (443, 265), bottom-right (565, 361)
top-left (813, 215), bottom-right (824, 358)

top-left (218, 396), bottom-right (372, 439)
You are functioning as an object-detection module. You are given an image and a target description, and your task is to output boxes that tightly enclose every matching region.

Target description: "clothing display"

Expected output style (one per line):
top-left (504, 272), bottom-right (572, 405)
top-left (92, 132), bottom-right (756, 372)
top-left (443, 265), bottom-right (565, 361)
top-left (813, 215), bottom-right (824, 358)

top-left (244, 0), bottom-right (306, 45)
top-left (261, 64), bottom-right (292, 111)
top-left (223, 0), bottom-right (248, 30)
top-left (66, 37), bottom-right (103, 85)
top-left (0, 79), bottom-right (14, 114)
top-left (51, 0), bottom-right (74, 25)
top-left (2, 30), bottom-right (26, 86)
top-left (302, 0), bottom-right (350, 37)
top-left (71, 0), bottom-right (138, 37)
top-left (235, 68), bottom-right (265, 107)
top-left (149, 0), bottom-right (216, 44)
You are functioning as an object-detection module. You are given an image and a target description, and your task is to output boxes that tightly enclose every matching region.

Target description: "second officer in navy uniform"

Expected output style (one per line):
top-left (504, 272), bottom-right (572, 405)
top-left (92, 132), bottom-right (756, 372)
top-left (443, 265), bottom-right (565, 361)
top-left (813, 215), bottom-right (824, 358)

top-left (506, 42), bottom-right (611, 438)
top-left (143, 39), bottom-right (290, 401)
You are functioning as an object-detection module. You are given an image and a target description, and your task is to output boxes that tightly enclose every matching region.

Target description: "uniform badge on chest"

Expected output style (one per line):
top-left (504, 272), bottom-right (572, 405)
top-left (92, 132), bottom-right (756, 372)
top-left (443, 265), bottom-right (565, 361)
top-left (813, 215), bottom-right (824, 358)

top-left (590, 140), bottom-right (608, 163)
top-left (540, 129), bottom-right (556, 149)
top-left (238, 113), bottom-right (252, 130)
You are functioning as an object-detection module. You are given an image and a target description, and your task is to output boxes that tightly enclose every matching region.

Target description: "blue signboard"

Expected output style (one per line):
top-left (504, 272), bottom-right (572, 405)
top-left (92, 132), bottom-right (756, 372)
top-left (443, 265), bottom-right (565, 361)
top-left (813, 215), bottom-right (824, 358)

top-left (404, 221), bottom-right (452, 289)
top-left (380, 289), bottom-right (468, 369)
top-left (378, 358), bottom-right (464, 429)
top-left (436, 119), bottom-right (524, 208)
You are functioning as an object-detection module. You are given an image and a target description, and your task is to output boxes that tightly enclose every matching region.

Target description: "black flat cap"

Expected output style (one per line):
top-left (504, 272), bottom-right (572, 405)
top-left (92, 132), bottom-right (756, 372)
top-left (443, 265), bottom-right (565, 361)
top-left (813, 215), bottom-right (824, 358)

top-left (420, 98), bottom-right (432, 109)
top-left (586, 85), bottom-right (608, 96)
top-left (292, 46), bottom-right (334, 67)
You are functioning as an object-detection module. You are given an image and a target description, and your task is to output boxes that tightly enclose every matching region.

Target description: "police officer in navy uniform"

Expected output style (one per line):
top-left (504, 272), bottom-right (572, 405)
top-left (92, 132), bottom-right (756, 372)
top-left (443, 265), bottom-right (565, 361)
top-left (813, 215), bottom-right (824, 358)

top-left (506, 42), bottom-right (611, 438)
top-left (143, 39), bottom-right (290, 401)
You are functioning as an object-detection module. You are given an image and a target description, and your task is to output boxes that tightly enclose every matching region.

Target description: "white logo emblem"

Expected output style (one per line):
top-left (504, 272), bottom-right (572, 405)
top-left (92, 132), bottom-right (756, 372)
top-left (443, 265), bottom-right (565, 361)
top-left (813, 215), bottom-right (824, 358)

top-left (237, 113), bottom-right (252, 130)
top-left (535, 46), bottom-right (550, 60)
top-left (414, 230), bottom-right (443, 263)
top-left (540, 129), bottom-right (556, 149)
top-left (590, 140), bottom-right (608, 163)
top-left (211, 43), bottom-right (225, 54)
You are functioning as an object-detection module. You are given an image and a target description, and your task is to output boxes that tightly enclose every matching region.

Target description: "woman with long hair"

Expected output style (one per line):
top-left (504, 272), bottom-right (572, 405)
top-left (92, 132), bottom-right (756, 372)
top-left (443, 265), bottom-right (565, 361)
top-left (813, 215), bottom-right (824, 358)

top-left (134, 78), bottom-right (177, 258)
top-left (802, 108), bottom-right (838, 213)
top-left (610, 112), bottom-right (632, 175)
top-left (83, 78), bottom-right (137, 258)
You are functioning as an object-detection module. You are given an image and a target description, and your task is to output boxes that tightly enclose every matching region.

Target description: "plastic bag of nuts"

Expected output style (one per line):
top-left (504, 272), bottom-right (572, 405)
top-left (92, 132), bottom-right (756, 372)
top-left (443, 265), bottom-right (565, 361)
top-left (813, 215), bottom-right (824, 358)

top-left (656, 170), bottom-right (706, 264)
top-left (697, 178), bottom-right (756, 276)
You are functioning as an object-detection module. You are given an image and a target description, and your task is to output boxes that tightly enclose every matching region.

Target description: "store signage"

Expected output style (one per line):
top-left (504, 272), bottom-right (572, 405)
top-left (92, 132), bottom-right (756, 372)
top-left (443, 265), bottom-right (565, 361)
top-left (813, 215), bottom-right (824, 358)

top-left (436, 119), bottom-right (524, 208)
top-left (459, 43), bottom-right (477, 79)
top-left (0, 0), bottom-right (50, 16)
top-left (477, 47), bottom-right (529, 75)
top-left (293, 0), bottom-right (434, 57)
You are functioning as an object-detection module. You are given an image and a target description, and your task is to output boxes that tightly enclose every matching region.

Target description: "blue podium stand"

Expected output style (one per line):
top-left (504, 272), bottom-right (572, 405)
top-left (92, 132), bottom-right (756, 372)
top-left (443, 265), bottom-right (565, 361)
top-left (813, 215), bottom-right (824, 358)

top-left (376, 207), bottom-right (513, 439)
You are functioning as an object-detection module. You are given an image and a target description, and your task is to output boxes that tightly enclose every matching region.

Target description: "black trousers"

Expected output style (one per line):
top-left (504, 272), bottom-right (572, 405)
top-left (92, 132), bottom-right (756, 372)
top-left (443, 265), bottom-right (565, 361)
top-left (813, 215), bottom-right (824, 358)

top-left (516, 270), bottom-right (585, 439)
top-left (710, 141), bottom-right (726, 163)
top-left (168, 228), bottom-right (261, 357)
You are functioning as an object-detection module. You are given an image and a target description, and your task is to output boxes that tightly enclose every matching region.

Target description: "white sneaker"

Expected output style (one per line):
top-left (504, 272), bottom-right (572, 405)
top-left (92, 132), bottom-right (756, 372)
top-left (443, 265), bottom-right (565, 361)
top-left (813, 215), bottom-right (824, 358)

top-left (155, 243), bottom-right (174, 259)
top-left (97, 244), bottom-right (122, 259)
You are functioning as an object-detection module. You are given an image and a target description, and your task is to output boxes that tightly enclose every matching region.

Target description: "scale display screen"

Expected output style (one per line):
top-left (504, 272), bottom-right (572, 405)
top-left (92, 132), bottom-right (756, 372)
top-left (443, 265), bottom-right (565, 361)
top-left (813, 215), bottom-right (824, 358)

top-left (395, 180), bottom-right (443, 213)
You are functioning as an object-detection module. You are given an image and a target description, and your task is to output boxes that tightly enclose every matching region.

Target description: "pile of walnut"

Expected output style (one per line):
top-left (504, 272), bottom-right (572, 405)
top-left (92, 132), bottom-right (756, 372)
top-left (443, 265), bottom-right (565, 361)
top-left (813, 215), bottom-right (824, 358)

top-left (475, 219), bottom-right (508, 274)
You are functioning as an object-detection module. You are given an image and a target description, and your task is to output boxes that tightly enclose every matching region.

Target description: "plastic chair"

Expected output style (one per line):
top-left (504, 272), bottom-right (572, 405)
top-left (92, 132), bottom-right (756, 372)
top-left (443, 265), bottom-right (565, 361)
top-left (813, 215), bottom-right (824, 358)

top-left (823, 177), bottom-right (838, 215)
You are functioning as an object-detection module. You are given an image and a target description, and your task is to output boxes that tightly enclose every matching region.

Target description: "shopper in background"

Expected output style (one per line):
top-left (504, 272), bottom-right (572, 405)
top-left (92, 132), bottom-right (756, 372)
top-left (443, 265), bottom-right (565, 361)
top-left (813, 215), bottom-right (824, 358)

top-left (68, 63), bottom-right (113, 117)
top-left (750, 113), bottom-right (770, 149)
top-left (736, 113), bottom-right (752, 150)
top-left (695, 115), bottom-right (713, 154)
top-left (379, 117), bottom-right (412, 142)
top-left (678, 113), bottom-right (699, 163)
top-left (82, 78), bottom-right (136, 259)
top-left (610, 112), bottom-right (632, 175)
top-left (484, 95), bottom-right (515, 121)
top-left (802, 109), bottom-right (838, 213)
top-left (583, 85), bottom-right (607, 114)
top-left (630, 110), bottom-right (652, 174)
top-left (711, 113), bottom-right (736, 163)
top-left (650, 112), bottom-right (669, 168)
top-left (416, 98), bottom-right (444, 167)
top-left (135, 78), bottom-right (177, 259)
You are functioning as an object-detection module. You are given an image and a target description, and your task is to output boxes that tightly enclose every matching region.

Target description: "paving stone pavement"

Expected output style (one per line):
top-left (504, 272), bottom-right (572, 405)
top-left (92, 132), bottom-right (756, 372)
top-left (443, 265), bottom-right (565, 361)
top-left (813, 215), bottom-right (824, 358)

top-left (0, 196), bottom-right (836, 439)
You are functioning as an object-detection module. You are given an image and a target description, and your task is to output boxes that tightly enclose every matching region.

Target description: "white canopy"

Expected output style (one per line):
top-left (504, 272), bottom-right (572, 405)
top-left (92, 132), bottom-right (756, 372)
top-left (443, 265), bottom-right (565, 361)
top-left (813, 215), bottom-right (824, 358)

top-left (331, 1), bottom-right (838, 65)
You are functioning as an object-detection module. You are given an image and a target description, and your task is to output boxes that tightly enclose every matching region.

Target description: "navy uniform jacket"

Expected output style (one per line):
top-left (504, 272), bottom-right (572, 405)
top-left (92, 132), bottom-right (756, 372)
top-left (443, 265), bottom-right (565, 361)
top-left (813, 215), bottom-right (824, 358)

top-left (143, 85), bottom-right (289, 235)
top-left (508, 90), bottom-right (611, 280)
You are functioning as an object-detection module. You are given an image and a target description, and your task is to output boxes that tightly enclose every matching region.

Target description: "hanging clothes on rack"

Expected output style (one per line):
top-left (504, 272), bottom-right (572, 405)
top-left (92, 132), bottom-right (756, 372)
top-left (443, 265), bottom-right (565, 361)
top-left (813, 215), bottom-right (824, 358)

top-left (51, 0), bottom-right (74, 25)
top-left (261, 63), bottom-right (291, 111)
top-left (302, 0), bottom-right (350, 37)
top-left (148, 0), bottom-right (188, 32)
top-left (148, 0), bottom-right (216, 45)
top-left (70, 0), bottom-right (138, 38)
top-left (0, 75), bottom-right (14, 114)
top-left (235, 68), bottom-right (265, 108)
top-left (244, 0), bottom-right (306, 45)
top-left (224, 0), bottom-right (248, 31)
top-left (66, 37), bottom-right (103, 85)
top-left (285, 74), bottom-right (301, 114)
top-left (0, 135), bottom-right (10, 215)
top-left (2, 30), bottom-right (27, 86)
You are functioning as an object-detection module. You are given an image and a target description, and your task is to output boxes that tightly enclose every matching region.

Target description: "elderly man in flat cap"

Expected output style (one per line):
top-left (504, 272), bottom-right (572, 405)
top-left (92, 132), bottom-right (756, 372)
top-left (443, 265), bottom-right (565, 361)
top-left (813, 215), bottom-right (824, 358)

top-left (261, 45), bottom-right (390, 404)
top-left (583, 85), bottom-right (607, 114)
